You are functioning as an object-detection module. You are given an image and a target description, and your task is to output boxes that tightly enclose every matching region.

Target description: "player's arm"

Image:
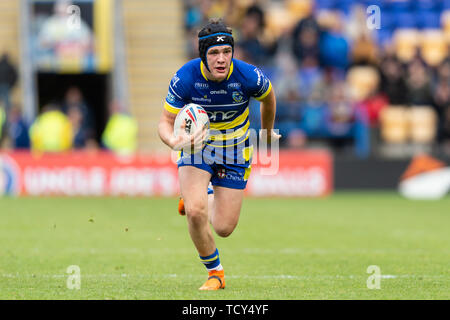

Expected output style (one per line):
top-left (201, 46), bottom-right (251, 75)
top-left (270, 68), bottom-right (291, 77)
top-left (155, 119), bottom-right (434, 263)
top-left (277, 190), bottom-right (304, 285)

top-left (158, 108), bottom-right (180, 149)
top-left (159, 71), bottom-right (207, 150)
top-left (259, 87), bottom-right (281, 143)
top-left (248, 65), bottom-right (281, 144)
top-left (158, 107), bottom-right (207, 151)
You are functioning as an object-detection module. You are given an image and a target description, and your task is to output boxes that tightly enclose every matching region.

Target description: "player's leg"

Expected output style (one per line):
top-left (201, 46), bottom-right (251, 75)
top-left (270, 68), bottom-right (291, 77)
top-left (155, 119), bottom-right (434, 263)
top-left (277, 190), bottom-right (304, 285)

top-left (178, 186), bottom-right (213, 217)
top-left (178, 165), bottom-right (215, 257)
top-left (210, 186), bottom-right (244, 238)
top-left (178, 165), bottom-right (226, 290)
top-left (209, 161), bottom-right (249, 238)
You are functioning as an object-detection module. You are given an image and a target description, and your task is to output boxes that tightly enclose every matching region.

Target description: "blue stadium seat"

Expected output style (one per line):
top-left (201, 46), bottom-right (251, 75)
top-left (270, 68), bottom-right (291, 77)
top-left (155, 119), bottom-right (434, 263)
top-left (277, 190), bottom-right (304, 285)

top-left (387, 0), bottom-right (412, 13)
top-left (417, 11), bottom-right (442, 29)
top-left (381, 11), bottom-right (396, 31)
top-left (334, 0), bottom-right (355, 16)
top-left (359, 0), bottom-right (385, 9)
top-left (414, 0), bottom-right (441, 11)
top-left (395, 11), bottom-right (417, 28)
top-left (314, 0), bottom-right (336, 10)
top-left (375, 29), bottom-right (393, 46)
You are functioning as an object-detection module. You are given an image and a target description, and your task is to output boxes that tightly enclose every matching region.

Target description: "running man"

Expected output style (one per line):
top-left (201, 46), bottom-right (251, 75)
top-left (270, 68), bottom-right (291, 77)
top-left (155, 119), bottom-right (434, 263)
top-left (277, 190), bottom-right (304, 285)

top-left (158, 18), bottom-right (280, 290)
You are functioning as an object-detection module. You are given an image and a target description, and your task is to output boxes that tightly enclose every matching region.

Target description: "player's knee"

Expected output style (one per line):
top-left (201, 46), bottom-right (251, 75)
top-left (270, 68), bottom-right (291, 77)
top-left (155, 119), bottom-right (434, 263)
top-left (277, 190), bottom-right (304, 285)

top-left (214, 224), bottom-right (236, 238)
top-left (185, 202), bottom-right (208, 224)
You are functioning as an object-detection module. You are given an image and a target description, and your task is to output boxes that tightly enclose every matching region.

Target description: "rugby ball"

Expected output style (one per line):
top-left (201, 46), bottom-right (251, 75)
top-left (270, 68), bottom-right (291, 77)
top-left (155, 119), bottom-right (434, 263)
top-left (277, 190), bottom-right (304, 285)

top-left (174, 103), bottom-right (210, 137)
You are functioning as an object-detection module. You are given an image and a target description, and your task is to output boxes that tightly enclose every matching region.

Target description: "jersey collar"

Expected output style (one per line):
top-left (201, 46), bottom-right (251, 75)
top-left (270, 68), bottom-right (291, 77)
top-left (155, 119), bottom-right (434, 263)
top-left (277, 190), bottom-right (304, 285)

top-left (200, 60), bottom-right (234, 82)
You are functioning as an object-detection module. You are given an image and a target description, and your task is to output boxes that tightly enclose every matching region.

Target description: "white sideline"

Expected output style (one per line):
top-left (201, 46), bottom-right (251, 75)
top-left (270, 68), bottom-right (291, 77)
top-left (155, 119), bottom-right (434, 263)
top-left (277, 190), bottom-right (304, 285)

top-left (2, 273), bottom-right (446, 280)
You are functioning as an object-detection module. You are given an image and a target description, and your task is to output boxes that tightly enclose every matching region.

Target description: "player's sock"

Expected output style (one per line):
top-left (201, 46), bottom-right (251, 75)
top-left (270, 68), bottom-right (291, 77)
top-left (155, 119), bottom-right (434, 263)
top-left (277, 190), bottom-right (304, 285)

top-left (199, 248), bottom-right (222, 271)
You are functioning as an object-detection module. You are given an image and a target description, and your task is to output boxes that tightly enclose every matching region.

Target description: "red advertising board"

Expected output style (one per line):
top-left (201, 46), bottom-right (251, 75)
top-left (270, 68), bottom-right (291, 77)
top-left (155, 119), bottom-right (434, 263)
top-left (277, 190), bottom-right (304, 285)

top-left (0, 150), bottom-right (332, 197)
top-left (247, 150), bottom-right (333, 197)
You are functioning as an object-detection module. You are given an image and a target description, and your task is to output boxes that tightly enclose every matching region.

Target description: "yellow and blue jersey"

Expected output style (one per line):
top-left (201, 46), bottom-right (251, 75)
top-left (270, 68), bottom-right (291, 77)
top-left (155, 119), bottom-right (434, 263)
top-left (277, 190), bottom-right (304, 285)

top-left (164, 58), bottom-right (272, 189)
top-left (164, 58), bottom-right (271, 148)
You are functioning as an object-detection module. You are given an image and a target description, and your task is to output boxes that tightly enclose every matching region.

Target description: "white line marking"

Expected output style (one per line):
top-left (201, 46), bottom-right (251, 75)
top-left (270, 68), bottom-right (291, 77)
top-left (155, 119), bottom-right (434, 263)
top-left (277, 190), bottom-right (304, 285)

top-left (2, 274), bottom-right (446, 280)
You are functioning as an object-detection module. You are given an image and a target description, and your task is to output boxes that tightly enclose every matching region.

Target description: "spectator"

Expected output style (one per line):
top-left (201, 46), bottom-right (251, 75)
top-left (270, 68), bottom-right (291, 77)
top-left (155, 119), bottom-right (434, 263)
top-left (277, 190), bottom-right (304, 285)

top-left (351, 33), bottom-right (379, 67)
top-left (433, 79), bottom-right (450, 118)
top-left (318, 12), bottom-right (349, 70)
top-left (434, 58), bottom-right (450, 87)
top-left (67, 104), bottom-right (97, 150)
top-left (237, 5), bottom-right (273, 66)
top-left (7, 106), bottom-right (30, 149)
top-left (62, 86), bottom-right (95, 143)
top-left (442, 108), bottom-right (450, 155)
top-left (184, 0), bottom-right (204, 31)
top-left (102, 101), bottom-right (138, 155)
top-left (29, 104), bottom-right (73, 152)
top-left (326, 82), bottom-right (354, 137)
top-left (379, 55), bottom-right (407, 105)
top-left (406, 59), bottom-right (434, 106)
top-left (271, 52), bottom-right (301, 101)
top-left (0, 53), bottom-right (18, 117)
top-left (291, 15), bottom-right (321, 68)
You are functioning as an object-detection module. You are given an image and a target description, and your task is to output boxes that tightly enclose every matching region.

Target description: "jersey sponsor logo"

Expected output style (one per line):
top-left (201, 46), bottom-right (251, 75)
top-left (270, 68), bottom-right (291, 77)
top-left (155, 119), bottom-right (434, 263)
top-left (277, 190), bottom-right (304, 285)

top-left (217, 168), bottom-right (244, 181)
top-left (232, 91), bottom-right (244, 103)
top-left (207, 110), bottom-right (238, 121)
top-left (227, 82), bottom-right (241, 89)
top-left (192, 96), bottom-right (212, 103)
top-left (195, 82), bottom-right (209, 89)
top-left (210, 90), bottom-right (227, 95)
top-left (166, 92), bottom-right (176, 103)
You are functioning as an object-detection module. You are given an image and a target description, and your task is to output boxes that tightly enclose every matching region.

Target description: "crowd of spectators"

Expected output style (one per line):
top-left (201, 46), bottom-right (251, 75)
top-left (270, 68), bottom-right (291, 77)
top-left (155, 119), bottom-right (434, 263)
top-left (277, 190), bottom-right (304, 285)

top-left (0, 84), bottom-right (137, 155)
top-left (183, 0), bottom-right (450, 158)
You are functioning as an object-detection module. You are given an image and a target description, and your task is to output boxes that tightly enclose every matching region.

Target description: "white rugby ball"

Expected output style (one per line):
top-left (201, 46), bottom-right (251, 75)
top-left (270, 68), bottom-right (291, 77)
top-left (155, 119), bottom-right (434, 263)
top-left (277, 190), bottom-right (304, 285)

top-left (174, 103), bottom-right (210, 152)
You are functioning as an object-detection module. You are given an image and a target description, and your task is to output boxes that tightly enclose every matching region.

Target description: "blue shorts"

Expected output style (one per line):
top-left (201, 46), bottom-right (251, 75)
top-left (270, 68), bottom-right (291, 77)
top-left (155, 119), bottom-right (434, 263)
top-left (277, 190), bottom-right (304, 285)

top-left (177, 142), bottom-right (253, 190)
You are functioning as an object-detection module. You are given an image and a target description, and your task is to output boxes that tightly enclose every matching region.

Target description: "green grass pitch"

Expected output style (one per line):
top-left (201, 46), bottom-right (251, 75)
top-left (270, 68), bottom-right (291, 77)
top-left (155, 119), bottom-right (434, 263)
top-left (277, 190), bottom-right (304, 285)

top-left (0, 192), bottom-right (449, 300)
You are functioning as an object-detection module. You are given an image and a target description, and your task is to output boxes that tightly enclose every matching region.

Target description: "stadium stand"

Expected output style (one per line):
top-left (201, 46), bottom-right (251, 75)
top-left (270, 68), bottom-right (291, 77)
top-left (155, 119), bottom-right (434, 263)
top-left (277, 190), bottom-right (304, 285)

top-left (181, 0), bottom-right (450, 158)
top-left (122, 0), bottom-right (185, 151)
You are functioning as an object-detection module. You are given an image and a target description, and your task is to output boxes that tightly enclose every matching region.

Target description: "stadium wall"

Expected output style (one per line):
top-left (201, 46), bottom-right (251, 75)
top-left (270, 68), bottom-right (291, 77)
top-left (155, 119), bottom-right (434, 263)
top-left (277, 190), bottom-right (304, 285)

top-left (333, 157), bottom-right (410, 190)
top-left (0, 150), bottom-right (333, 197)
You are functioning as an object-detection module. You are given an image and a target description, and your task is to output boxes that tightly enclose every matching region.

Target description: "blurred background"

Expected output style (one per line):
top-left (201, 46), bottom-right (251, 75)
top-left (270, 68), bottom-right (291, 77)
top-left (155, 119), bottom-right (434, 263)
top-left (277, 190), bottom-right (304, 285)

top-left (1, 0), bottom-right (450, 195)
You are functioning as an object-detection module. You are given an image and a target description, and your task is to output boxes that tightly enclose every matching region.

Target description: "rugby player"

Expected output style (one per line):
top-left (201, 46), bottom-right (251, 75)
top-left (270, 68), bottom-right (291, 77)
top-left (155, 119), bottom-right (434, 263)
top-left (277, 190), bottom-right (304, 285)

top-left (158, 18), bottom-right (280, 290)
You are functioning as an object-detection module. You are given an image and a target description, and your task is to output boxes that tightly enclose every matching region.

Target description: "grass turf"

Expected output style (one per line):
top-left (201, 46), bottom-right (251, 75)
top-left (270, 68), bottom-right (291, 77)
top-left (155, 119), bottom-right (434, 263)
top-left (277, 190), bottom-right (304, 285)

top-left (0, 192), bottom-right (449, 299)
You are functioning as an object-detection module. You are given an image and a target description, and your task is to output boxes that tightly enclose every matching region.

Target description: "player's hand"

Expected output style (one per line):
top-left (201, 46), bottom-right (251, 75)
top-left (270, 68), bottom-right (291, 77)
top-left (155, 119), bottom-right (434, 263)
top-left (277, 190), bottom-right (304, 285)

top-left (171, 120), bottom-right (208, 152)
top-left (259, 129), bottom-right (281, 145)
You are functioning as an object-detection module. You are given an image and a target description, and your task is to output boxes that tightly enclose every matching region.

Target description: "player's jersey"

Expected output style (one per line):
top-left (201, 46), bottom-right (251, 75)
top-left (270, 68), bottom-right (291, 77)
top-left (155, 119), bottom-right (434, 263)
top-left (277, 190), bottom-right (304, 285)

top-left (164, 58), bottom-right (272, 150)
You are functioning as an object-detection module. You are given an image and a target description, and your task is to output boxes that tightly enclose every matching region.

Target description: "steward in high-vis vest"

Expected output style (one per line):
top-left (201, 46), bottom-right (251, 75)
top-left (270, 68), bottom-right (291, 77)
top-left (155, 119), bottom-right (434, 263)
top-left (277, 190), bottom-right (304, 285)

top-left (102, 112), bottom-right (138, 155)
top-left (29, 105), bottom-right (73, 152)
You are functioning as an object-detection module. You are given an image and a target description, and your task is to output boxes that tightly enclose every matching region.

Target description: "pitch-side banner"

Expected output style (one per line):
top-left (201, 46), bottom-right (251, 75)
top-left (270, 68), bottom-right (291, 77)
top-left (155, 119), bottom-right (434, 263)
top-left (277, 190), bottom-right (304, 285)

top-left (0, 151), bottom-right (332, 197)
